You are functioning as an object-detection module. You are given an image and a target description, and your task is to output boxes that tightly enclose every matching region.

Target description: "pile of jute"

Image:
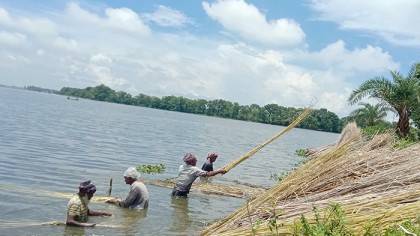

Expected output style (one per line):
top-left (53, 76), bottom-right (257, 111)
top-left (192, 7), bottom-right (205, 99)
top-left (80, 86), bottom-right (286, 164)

top-left (201, 123), bottom-right (420, 235)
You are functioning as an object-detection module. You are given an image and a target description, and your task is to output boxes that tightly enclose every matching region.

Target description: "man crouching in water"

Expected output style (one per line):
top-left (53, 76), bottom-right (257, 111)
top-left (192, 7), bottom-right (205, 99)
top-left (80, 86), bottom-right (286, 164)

top-left (172, 153), bottom-right (228, 197)
top-left (66, 180), bottom-right (112, 227)
top-left (106, 167), bottom-right (149, 210)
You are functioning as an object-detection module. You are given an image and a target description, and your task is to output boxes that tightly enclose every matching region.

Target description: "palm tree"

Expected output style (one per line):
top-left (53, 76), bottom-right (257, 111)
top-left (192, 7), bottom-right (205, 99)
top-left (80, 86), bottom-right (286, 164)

top-left (348, 63), bottom-right (420, 136)
top-left (349, 102), bottom-right (389, 127)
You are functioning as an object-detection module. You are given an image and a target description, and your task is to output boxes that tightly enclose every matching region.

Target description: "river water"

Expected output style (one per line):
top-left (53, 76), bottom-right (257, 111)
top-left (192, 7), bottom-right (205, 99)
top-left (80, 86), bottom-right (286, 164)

top-left (0, 87), bottom-right (339, 235)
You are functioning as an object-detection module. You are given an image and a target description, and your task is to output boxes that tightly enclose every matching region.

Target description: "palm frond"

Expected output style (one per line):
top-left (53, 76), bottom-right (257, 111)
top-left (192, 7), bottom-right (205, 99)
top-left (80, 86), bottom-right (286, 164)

top-left (406, 62), bottom-right (420, 79)
top-left (348, 77), bottom-right (390, 105)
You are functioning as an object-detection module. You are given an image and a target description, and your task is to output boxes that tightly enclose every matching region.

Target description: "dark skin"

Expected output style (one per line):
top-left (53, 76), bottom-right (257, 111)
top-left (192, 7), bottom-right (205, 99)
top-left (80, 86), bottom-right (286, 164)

top-left (66, 191), bottom-right (112, 227)
top-left (106, 176), bottom-right (135, 205)
top-left (189, 159), bottom-right (227, 176)
top-left (208, 156), bottom-right (217, 163)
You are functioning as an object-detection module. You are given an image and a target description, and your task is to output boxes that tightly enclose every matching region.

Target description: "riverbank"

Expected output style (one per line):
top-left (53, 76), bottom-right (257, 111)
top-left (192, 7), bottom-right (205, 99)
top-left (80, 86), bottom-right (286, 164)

top-left (202, 123), bottom-right (420, 235)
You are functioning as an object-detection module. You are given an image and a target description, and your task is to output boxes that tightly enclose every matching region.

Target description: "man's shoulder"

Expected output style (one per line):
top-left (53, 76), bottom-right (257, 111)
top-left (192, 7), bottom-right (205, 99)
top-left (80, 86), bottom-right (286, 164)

top-left (68, 194), bottom-right (80, 204)
top-left (133, 181), bottom-right (148, 189)
top-left (190, 165), bottom-right (203, 171)
top-left (202, 162), bottom-right (211, 167)
top-left (67, 194), bottom-right (82, 209)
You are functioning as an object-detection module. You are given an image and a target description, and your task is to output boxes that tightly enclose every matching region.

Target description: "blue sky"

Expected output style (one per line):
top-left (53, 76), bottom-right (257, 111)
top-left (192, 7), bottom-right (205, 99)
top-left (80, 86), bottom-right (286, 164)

top-left (0, 0), bottom-right (419, 118)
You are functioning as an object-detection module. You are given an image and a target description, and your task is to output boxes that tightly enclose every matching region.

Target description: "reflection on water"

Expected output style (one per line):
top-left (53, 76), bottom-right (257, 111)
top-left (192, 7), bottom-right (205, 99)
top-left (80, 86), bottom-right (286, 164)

top-left (0, 87), bottom-right (339, 235)
top-left (63, 225), bottom-right (85, 236)
top-left (170, 197), bottom-right (192, 234)
top-left (118, 208), bottom-right (148, 235)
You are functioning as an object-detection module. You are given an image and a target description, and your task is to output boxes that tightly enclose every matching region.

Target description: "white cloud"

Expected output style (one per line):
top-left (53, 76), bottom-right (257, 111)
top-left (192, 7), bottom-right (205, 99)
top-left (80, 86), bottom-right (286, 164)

top-left (52, 37), bottom-right (79, 53)
top-left (89, 63), bottom-right (128, 88)
top-left (65, 2), bottom-right (101, 24)
top-left (105, 7), bottom-right (151, 34)
top-left (143, 5), bottom-right (194, 28)
top-left (310, 40), bottom-right (398, 73)
top-left (0, 7), bottom-right (12, 25)
top-left (318, 92), bottom-right (349, 115)
top-left (207, 40), bottom-right (399, 117)
top-left (91, 53), bottom-right (113, 65)
top-left (0, 1), bottom-right (404, 119)
top-left (202, 0), bottom-right (305, 46)
top-left (0, 7), bottom-right (57, 37)
top-left (0, 31), bottom-right (29, 47)
top-left (65, 2), bottom-right (150, 36)
top-left (309, 0), bottom-right (420, 47)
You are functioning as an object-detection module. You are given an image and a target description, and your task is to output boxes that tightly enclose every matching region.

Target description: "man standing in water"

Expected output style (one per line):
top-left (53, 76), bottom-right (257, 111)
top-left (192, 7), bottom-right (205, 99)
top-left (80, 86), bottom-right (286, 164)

top-left (66, 180), bottom-right (112, 227)
top-left (201, 152), bottom-right (219, 172)
top-left (172, 153), bottom-right (227, 197)
top-left (107, 167), bottom-right (149, 210)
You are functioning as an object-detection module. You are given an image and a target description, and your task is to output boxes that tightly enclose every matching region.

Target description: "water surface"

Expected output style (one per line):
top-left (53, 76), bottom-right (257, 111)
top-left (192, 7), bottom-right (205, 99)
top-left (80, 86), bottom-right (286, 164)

top-left (0, 87), bottom-right (339, 235)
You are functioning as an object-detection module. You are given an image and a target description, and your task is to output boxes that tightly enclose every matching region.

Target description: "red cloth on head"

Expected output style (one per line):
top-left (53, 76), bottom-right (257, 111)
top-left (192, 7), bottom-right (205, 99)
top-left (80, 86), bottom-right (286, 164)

top-left (183, 153), bottom-right (197, 163)
top-left (207, 152), bottom-right (218, 159)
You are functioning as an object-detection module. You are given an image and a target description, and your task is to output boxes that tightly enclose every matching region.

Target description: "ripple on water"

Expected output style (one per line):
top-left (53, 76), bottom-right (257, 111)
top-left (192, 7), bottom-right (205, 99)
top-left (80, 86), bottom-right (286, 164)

top-left (0, 87), bottom-right (339, 235)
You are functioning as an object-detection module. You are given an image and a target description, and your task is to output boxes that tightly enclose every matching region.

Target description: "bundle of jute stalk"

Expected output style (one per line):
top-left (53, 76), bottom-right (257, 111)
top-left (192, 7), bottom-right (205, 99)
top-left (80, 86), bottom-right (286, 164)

top-left (143, 179), bottom-right (266, 199)
top-left (204, 188), bottom-right (419, 236)
top-left (223, 108), bottom-right (313, 172)
top-left (201, 123), bottom-right (420, 235)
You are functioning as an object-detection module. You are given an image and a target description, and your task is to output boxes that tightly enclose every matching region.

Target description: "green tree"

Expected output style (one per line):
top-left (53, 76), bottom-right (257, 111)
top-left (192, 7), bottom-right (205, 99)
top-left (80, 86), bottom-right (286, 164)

top-left (411, 64), bottom-right (420, 129)
top-left (264, 104), bottom-right (281, 124)
top-left (93, 84), bottom-right (115, 101)
top-left (348, 102), bottom-right (389, 127)
top-left (58, 84), bottom-right (344, 133)
top-left (348, 63), bottom-right (420, 137)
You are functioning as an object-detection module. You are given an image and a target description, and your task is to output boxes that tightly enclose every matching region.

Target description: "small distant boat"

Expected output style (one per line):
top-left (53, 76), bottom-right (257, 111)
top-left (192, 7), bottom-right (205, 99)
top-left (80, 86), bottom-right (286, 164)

top-left (67, 96), bottom-right (79, 101)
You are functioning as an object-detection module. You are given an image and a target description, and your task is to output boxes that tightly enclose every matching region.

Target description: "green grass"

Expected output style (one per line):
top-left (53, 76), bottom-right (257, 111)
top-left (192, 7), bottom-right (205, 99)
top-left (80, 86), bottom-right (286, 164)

top-left (290, 203), bottom-right (419, 236)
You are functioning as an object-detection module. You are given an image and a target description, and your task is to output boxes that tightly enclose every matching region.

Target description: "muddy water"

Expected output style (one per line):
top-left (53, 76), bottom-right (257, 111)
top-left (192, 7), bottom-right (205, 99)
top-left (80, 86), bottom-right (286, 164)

top-left (0, 87), bottom-right (339, 235)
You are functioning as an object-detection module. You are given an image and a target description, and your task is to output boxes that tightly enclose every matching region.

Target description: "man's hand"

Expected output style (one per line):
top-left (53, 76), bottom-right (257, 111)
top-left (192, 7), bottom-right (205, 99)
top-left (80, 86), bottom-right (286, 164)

top-left (106, 198), bottom-right (119, 204)
top-left (218, 168), bottom-right (228, 174)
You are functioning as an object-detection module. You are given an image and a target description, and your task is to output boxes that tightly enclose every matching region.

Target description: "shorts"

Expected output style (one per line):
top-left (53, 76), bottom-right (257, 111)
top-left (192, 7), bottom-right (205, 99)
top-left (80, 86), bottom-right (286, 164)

top-left (171, 188), bottom-right (188, 197)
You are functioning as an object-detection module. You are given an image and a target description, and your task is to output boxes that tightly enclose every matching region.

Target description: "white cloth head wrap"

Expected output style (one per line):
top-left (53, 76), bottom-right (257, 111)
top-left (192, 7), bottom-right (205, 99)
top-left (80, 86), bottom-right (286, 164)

top-left (124, 167), bottom-right (140, 179)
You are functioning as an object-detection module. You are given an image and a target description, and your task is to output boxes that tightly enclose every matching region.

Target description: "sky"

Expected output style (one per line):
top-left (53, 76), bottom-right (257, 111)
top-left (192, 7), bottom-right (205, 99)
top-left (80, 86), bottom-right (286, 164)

top-left (0, 0), bottom-right (419, 118)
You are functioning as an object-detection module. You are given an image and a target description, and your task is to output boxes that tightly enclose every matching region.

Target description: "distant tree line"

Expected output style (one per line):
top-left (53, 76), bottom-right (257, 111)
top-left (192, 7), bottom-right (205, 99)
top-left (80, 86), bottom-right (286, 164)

top-left (21, 62), bottom-right (420, 139)
top-left (58, 84), bottom-right (343, 133)
top-left (25, 85), bottom-right (59, 94)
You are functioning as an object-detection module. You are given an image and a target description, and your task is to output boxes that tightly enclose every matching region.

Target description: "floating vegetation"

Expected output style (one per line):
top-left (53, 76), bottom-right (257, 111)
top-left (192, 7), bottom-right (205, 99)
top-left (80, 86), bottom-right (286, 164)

top-left (294, 149), bottom-right (307, 157)
top-left (136, 164), bottom-right (166, 174)
top-left (269, 172), bottom-right (290, 182)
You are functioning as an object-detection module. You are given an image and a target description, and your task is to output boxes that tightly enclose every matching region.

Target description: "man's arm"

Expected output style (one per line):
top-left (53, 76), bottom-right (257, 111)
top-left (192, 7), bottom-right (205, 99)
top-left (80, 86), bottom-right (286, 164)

top-left (118, 188), bottom-right (140, 208)
top-left (66, 214), bottom-right (96, 227)
top-left (87, 208), bottom-right (112, 217)
top-left (106, 196), bottom-right (124, 205)
top-left (107, 188), bottom-right (140, 208)
top-left (206, 168), bottom-right (227, 177)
